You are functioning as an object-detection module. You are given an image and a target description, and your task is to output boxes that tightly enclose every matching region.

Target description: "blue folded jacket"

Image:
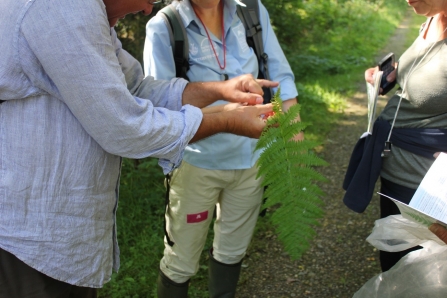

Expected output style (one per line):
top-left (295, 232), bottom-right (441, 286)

top-left (343, 118), bottom-right (447, 213)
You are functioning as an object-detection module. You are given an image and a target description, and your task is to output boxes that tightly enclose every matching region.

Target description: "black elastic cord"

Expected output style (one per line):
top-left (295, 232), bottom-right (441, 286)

top-left (164, 174), bottom-right (175, 247)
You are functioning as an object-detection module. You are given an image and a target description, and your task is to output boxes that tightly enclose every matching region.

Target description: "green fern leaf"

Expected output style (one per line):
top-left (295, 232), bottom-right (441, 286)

top-left (256, 88), bottom-right (328, 260)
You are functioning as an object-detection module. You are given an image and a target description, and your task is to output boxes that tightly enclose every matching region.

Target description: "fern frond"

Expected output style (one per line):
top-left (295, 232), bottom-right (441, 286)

top-left (256, 88), bottom-right (328, 260)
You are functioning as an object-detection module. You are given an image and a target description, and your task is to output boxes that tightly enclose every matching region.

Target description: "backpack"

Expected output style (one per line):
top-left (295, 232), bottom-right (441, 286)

top-left (157, 0), bottom-right (273, 103)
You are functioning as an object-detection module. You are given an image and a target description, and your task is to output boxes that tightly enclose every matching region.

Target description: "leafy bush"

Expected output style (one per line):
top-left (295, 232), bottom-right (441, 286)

top-left (273, 0), bottom-right (406, 80)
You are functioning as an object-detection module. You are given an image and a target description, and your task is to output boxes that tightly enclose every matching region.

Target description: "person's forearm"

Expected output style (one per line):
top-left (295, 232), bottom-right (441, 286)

top-left (282, 97), bottom-right (297, 110)
top-left (182, 81), bottom-right (223, 108)
top-left (282, 98), bottom-right (301, 122)
top-left (189, 103), bottom-right (273, 143)
top-left (189, 112), bottom-right (231, 143)
top-left (282, 98), bottom-right (304, 141)
top-left (202, 104), bottom-right (225, 114)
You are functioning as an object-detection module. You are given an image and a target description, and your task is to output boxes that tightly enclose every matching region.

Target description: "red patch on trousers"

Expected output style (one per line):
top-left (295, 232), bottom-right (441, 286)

top-left (187, 210), bottom-right (208, 223)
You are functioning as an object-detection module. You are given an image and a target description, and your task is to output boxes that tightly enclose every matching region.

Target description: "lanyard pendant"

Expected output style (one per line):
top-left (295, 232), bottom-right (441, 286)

top-left (381, 141), bottom-right (392, 158)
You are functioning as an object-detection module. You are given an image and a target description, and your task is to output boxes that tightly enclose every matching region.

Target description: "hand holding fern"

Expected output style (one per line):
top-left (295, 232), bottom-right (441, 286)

top-left (190, 103), bottom-right (273, 143)
top-left (223, 103), bottom-right (274, 138)
top-left (201, 102), bottom-right (248, 114)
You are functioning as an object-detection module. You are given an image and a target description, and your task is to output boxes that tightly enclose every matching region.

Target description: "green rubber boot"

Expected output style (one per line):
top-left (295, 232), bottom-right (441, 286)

top-left (208, 250), bottom-right (242, 298)
top-left (157, 270), bottom-right (189, 298)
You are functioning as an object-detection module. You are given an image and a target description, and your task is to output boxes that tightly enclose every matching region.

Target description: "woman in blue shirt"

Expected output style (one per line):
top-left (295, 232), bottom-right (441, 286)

top-left (144, 0), bottom-right (300, 296)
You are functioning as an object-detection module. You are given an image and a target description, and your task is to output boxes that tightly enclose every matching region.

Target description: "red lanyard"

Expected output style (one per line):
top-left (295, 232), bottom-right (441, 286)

top-left (193, 0), bottom-right (226, 71)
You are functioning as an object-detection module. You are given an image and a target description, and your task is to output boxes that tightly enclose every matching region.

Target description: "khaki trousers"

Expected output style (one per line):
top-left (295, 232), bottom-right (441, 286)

top-left (160, 161), bottom-right (263, 283)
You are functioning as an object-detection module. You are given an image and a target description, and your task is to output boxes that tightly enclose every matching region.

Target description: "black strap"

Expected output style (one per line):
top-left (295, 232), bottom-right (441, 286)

top-left (158, 3), bottom-right (190, 80)
top-left (0, 100), bottom-right (5, 104)
top-left (236, 0), bottom-right (273, 103)
top-left (164, 174), bottom-right (175, 247)
top-left (160, 0), bottom-right (272, 103)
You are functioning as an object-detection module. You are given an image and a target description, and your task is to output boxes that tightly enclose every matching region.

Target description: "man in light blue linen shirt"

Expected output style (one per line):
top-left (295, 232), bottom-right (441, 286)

top-left (0, 0), bottom-right (277, 296)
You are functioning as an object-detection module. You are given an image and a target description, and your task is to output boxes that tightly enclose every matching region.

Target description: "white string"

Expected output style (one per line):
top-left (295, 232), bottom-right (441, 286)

top-left (234, 0), bottom-right (246, 7)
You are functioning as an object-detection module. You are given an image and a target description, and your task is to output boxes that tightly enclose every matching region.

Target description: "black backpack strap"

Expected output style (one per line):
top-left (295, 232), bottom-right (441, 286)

top-left (164, 173), bottom-right (175, 247)
top-left (157, 3), bottom-right (190, 80)
top-left (236, 0), bottom-right (273, 103)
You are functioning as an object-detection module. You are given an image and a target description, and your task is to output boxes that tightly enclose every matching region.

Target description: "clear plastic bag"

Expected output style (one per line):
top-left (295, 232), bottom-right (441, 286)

top-left (353, 215), bottom-right (447, 298)
top-left (366, 215), bottom-right (444, 252)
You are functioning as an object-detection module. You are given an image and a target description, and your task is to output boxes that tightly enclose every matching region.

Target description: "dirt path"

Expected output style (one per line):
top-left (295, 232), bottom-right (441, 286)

top-left (236, 10), bottom-right (416, 298)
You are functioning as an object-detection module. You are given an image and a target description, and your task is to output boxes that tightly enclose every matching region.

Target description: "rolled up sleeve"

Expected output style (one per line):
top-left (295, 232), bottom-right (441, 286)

top-left (259, 1), bottom-right (298, 101)
top-left (20, 0), bottom-right (202, 169)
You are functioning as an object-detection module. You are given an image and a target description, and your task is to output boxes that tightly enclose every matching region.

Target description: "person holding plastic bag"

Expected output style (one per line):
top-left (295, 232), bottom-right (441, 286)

top-left (429, 153), bottom-right (447, 244)
top-left (343, 0), bottom-right (447, 272)
top-left (353, 215), bottom-right (447, 298)
top-left (431, 223), bottom-right (447, 244)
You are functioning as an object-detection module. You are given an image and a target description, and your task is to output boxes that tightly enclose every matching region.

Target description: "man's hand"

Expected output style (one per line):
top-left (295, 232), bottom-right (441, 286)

top-left (202, 102), bottom-right (247, 114)
top-left (224, 103), bottom-right (274, 138)
top-left (220, 75), bottom-right (279, 105)
top-left (190, 103), bottom-right (273, 143)
top-left (429, 223), bottom-right (447, 244)
top-left (183, 74), bottom-right (279, 108)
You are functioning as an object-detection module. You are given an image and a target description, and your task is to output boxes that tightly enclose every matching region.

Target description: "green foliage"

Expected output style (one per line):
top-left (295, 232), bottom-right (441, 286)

top-left (297, 82), bottom-right (347, 141)
top-left (99, 158), bottom-right (166, 298)
top-left (114, 7), bottom-right (162, 64)
top-left (255, 89), bottom-right (328, 259)
top-left (267, 0), bottom-right (407, 81)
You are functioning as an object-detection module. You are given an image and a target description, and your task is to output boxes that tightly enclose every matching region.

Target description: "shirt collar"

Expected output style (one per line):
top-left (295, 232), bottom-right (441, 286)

top-left (177, 0), bottom-right (239, 31)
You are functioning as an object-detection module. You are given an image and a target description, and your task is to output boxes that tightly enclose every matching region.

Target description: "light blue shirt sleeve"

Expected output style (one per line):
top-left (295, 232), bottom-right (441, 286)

top-left (144, 15), bottom-right (178, 80)
top-left (113, 29), bottom-right (186, 111)
top-left (258, 1), bottom-right (298, 101)
top-left (19, 1), bottom-right (202, 171)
